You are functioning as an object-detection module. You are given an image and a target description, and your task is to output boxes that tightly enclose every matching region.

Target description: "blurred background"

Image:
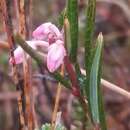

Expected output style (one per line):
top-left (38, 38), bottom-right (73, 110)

top-left (0, 0), bottom-right (130, 130)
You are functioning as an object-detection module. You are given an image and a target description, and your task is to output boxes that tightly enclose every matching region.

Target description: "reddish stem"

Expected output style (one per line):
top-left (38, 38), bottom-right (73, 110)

top-left (64, 56), bottom-right (80, 96)
top-left (64, 56), bottom-right (89, 121)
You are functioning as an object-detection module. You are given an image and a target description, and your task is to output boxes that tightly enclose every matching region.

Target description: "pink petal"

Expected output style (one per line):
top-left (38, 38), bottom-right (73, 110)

top-left (9, 46), bottom-right (24, 64)
top-left (27, 40), bottom-right (49, 49)
top-left (49, 24), bottom-right (61, 37)
top-left (9, 41), bottom-right (38, 65)
top-left (47, 41), bottom-right (66, 72)
top-left (32, 22), bottom-right (51, 40)
top-left (32, 22), bottom-right (63, 43)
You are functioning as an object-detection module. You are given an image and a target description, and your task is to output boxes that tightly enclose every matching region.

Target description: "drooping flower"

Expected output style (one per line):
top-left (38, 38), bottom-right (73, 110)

top-left (32, 22), bottom-right (63, 44)
top-left (10, 22), bottom-right (66, 73)
top-left (9, 40), bottom-right (49, 65)
top-left (9, 46), bottom-right (24, 64)
top-left (47, 40), bottom-right (66, 72)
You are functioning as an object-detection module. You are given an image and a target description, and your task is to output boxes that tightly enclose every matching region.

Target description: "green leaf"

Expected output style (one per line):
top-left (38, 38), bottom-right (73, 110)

top-left (89, 34), bottom-right (107, 130)
top-left (41, 123), bottom-right (66, 130)
top-left (53, 72), bottom-right (71, 88)
top-left (84, 0), bottom-right (96, 94)
top-left (41, 123), bottom-right (50, 130)
top-left (58, 9), bottom-right (66, 28)
top-left (67, 0), bottom-right (78, 63)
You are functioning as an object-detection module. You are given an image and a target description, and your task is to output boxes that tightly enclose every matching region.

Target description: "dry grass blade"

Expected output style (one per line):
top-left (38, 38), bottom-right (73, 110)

top-left (51, 65), bottom-right (64, 130)
top-left (101, 79), bottom-right (130, 99)
top-left (81, 68), bottom-right (130, 99)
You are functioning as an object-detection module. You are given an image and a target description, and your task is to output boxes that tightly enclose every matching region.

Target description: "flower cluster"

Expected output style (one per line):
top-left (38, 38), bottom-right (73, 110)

top-left (10, 23), bottom-right (66, 72)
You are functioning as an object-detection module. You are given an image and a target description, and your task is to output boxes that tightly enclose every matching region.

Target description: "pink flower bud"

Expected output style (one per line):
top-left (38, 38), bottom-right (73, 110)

top-left (32, 22), bottom-right (63, 44)
top-left (47, 40), bottom-right (66, 72)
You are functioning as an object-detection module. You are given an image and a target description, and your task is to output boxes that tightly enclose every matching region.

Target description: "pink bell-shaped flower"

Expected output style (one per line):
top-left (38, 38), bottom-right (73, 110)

top-left (9, 40), bottom-right (48, 65)
top-left (9, 46), bottom-right (24, 64)
top-left (32, 22), bottom-right (63, 44)
top-left (47, 40), bottom-right (66, 72)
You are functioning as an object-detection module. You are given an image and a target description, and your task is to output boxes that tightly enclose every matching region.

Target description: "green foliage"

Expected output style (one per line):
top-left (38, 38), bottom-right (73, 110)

top-left (41, 123), bottom-right (66, 130)
top-left (84, 0), bottom-right (96, 87)
top-left (58, 9), bottom-right (66, 28)
top-left (89, 34), bottom-right (107, 129)
top-left (83, 0), bottom-right (106, 129)
top-left (67, 0), bottom-right (78, 63)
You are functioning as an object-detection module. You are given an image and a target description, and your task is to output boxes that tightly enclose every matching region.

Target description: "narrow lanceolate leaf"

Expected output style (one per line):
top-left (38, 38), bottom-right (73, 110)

top-left (89, 34), bottom-right (107, 130)
top-left (84, 0), bottom-right (96, 118)
top-left (84, 0), bottom-right (96, 80)
top-left (67, 0), bottom-right (78, 63)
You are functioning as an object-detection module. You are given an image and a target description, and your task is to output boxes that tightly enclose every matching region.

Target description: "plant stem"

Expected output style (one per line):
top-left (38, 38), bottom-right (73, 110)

top-left (18, 0), bottom-right (34, 129)
top-left (24, 0), bottom-right (32, 39)
top-left (0, 0), bottom-right (25, 129)
top-left (14, 34), bottom-right (44, 65)
top-left (51, 65), bottom-right (64, 130)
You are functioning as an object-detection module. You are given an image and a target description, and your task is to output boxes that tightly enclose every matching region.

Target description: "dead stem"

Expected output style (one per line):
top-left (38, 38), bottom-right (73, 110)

top-left (0, 41), bottom-right (9, 50)
top-left (18, 0), bottom-right (26, 38)
top-left (51, 65), bottom-right (64, 130)
top-left (18, 0), bottom-right (34, 129)
top-left (24, 0), bottom-right (32, 38)
top-left (23, 58), bottom-right (34, 130)
top-left (78, 94), bottom-right (91, 124)
top-left (0, 0), bottom-right (25, 129)
top-left (0, 91), bottom-right (21, 100)
top-left (81, 68), bottom-right (130, 99)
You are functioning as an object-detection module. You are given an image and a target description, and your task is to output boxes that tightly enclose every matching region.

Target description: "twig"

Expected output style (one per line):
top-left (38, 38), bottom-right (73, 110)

top-left (18, 0), bottom-right (26, 38)
top-left (14, 34), bottom-right (44, 65)
top-left (0, 0), bottom-right (25, 129)
top-left (0, 41), bottom-right (9, 50)
top-left (101, 79), bottom-right (130, 99)
top-left (81, 68), bottom-right (130, 99)
top-left (24, 0), bottom-right (32, 39)
top-left (33, 74), bottom-right (56, 81)
top-left (23, 58), bottom-right (34, 130)
top-left (18, 0), bottom-right (34, 129)
top-left (0, 91), bottom-right (21, 100)
top-left (51, 65), bottom-right (64, 130)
